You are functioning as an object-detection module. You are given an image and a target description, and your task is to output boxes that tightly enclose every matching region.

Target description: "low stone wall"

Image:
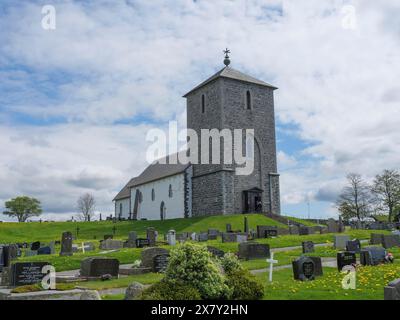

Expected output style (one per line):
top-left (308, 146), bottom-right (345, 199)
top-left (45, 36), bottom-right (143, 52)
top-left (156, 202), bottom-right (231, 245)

top-left (0, 288), bottom-right (100, 300)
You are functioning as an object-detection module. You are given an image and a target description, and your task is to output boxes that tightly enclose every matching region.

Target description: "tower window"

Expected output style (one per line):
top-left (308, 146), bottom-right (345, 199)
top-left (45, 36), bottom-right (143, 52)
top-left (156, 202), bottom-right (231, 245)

top-left (201, 94), bottom-right (205, 114)
top-left (151, 189), bottom-right (155, 201)
top-left (246, 90), bottom-right (252, 110)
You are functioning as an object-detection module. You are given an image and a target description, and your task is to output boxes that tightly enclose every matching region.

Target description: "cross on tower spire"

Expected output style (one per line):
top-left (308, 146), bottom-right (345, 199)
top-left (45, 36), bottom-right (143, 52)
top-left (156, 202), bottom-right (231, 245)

top-left (223, 48), bottom-right (231, 66)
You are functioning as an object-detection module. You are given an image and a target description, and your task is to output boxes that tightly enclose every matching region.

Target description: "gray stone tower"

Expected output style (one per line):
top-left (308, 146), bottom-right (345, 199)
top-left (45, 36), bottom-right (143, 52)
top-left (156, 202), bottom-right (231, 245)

top-left (184, 51), bottom-right (280, 216)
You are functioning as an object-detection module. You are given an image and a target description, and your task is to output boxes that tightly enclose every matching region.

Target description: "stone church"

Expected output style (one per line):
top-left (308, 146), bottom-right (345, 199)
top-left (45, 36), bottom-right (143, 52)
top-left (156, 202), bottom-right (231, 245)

top-left (113, 51), bottom-right (280, 220)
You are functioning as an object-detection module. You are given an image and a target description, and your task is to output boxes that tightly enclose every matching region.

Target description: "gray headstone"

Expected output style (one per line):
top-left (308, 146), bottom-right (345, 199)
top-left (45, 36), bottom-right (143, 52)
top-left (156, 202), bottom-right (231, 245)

top-left (370, 233), bottom-right (384, 245)
top-left (100, 239), bottom-right (124, 250)
top-left (384, 278), bottom-right (400, 300)
top-left (382, 234), bottom-right (400, 249)
top-left (236, 234), bottom-right (248, 243)
top-left (334, 235), bottom-right (351, 250)
top-left (221, 232), bottom-right (237, 243)
top-left (226, 223), bottom-right (232, 233)
top-left (238, 242), bottom-right (270, 260)
top-left (146, 227), bottom-right (156, 246)
top-left (346, 239), bottom-right (361, 253)
top-left (360, 246), bottom-right (387, 266)
top-left (167, 230), bottom-right (176, 246)
top-left (302, 241), bottom-right (315, 254)
top-left (141, 247), bottom-right (169, 269)
top-left (80, 257), bottom-right (119, 278)
top-left (60, 231), bottom-right (73, 256)
top-left (196, 232), bottom-right (208, 242)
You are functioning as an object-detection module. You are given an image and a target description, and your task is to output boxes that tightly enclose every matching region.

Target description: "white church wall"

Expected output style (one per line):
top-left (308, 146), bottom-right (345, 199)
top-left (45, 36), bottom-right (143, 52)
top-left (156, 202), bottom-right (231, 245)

top-left (115, 197), bottom-right (130, 219)
top-left (131, 173), bottom-right (186, 220)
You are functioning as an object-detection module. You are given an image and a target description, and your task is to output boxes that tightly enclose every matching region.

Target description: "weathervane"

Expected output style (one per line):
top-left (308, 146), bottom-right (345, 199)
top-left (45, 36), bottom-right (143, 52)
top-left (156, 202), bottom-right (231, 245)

top-left (223, 48), bottom-right (231, 66)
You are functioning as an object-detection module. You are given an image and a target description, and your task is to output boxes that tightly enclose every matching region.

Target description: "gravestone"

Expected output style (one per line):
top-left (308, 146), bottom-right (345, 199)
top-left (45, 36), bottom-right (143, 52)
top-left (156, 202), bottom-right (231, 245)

top-left (256, 226), bottom-right (278, 238)
top-left (104, 235), bottom-right (113, 240)
top-left (135, 238), bottom-right (150, 248)
top-left (146, 227), bottom-right (156, 246)
top-left (334, 235), bottom-right (350, 250)
top-left (308, 256), bottom-right (323, 276)
top-left (207, 246), bottom-right (225, 258)
top-left (49, 241), bottom-right (55, 254)
top-left (226, 224), bottom-right (232, 233)
top-left (338, 216), bottom-right (345, 233)
top-left (384, 278), bottom-right (400, 300)
top-left (141, 247), bottom-right (169, 269)
top-left (190, 232), bottom-right (197, 241)
top-left (298, 226), bottom-right (311, 235)
top-left (238, 242), bottom-right (270, 260)
top-left (37, 246), bottom-right (52, 255)
top-left (196, 232), bottom-right (208, 242)
top-left (337, 251), bottom-right (357, 271)
top-left (244, 217), bottom-right (249, 234)
top-left (222, 232), bottom-right (237, 243)
top-left (370, 233), bottom-right (384, 245)
top-left (10, 262), bottom-right (49, 287)
top-left (0, 246), bottom-right (4, 272)
top-left (289, 225), bottom-right (299, 235)
top-left (302, 241), bottom-right (315, 254)
top-left (236, 234), bottom-right (248, 243)
top-left (346, 239), bottom-right (361, 253)
top-left (125, 231), bottom-right (137, 248)
top-left (167, 230), bottom-right (176, 246)
top-left (24, 250), bottom-right (38, 257)
top-left (80, 257), bottom-right (119, 278)
top-left (31, 241), bottom-right (41, 251)
top-left (292, 256), bottom-right (315, 281)
top-left (360, 246), bottom-right (387, 266)
top-left (153, 254), bottom-right (170, 273)
top-left (382, 234), bottom-right (400, 249)
top-left (176, 233), bottom-right (189, 242)
top-left (100, 239), bottom-right (124, 250)
top-left (208, 229), bottom-right (219, 240)
top-left (60, 231), bottom-right (73, 256)
top-left (327, 219), bottom-right (339, 233)
top-left (3, 245), bottom-right (18, 267)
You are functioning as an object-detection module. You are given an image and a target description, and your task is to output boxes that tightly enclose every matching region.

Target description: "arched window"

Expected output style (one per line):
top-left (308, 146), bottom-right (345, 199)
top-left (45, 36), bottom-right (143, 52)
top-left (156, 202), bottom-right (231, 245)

top-left (169, 184), bottom-right (173, 198)
top-left (201, 94), bottom-right (205, 114)
top-left (151, 189), bottom-right (155, 201)
top-left (246, 90), bottom-right (251, 110)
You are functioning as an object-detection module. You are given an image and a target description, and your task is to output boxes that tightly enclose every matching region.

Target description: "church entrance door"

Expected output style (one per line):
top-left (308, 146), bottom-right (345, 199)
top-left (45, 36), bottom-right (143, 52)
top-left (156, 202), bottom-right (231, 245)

top-left (243, 188), bottom-right (263, 213)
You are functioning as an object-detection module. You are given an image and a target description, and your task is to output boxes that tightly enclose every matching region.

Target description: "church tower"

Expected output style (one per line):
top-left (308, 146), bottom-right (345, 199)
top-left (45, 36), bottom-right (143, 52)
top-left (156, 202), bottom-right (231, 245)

top-left (184, 50), bottom-right (280, 216)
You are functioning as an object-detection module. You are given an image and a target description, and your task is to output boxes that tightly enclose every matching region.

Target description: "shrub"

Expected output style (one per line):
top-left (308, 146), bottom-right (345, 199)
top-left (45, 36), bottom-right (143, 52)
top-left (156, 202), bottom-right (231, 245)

top-left (165, 242), bottom-right (231, 299)
top-left (220, 252), bottom-right (243, 274)
top-left (225, 269), bottom-right (264, 300)
top-left (140, 279), bottom-right (201, 300)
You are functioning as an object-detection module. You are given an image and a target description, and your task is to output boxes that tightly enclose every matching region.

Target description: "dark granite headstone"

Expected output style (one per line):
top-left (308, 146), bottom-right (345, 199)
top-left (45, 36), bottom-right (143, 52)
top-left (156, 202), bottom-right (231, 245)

top-left (136, 238), bottom-right (150, 248)
top-left (207, 246), bottom-right (225, 258)
top-left (80, 257), bottom-right (119, 278)
top-left (326, 219), bottom-right (339, 233)
top-left (302, 241), bottom-right (315, 254)
top-left (10, 262), bottom-right (49, 287)
top-left (60, 231), bottom-right (73, 256)
top-left (265, 229), bottom-right (278, 238)
top-left (384, 278), bottom-right (400, 300)
top-left (153, 254), bottom-right (170, 273)
top-left (337, 251), bottom-right (357, 271)
top-left (308, 256), bottom-right (323, 276)
top-left (3, 244), bottom-right (18, 267)
top-left (207, 229), bottom-right (219, 240)
top-left (197, 232), bottom-right (209, 242)
top-left (360, 246), bottom-right (387, 266)
top-left (346, 239), bottom-right (361, 253)
top-left (31, 241), bottom-right (41, 251)
top-left (382, 235), bottom-right (400, 249)
top-left (146, 227), bottom-right (156, 246)
top-left (370, 233), bottom-right (384, 245)
top-left (257, 225), bottom-right (278, 238)
top-left (222, 232), bottom-right (237, 243)
top-left (244, 217), bottom-right (249, 234)
top-left (238, 242), bottom-right (270, 260)
top-left (292, 256), bottom-right (315, 281)
top-left (104, 235), bottom-right (113, 240)
top-left (141, 247), bottom-right (169, 269)
top-left (37, 246), bottom-right (52, 255)
top-left (226, 223), bottom-right (232, 233)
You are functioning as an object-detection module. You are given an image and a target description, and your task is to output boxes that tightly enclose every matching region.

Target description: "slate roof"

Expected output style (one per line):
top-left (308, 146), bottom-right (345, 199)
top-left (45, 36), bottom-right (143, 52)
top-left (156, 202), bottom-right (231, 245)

top-left (113, 153), bottom-right (190, 201)
top-left (183, 66), bottom-right (278, 97)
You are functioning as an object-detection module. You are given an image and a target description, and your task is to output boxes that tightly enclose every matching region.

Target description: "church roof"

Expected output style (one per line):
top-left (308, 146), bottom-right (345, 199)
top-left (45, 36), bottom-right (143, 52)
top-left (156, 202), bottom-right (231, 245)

top-left (183, 66), bottom-right (278, 97)
top-left (113, 178), bottom-right (136, 201)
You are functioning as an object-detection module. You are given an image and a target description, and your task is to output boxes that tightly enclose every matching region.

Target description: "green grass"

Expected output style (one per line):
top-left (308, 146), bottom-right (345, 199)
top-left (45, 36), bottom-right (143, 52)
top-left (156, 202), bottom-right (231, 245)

top-left (257, 262), bottom-right (400, 300)
top-left (281, 215), bottom-right (319, 227)
top-left (0, 214), bottom-right (287, 243)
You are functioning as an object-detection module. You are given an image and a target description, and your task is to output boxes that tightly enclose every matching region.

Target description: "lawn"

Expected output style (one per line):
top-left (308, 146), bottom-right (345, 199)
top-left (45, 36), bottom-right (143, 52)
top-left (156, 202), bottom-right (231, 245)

top-left (257, 262), bottom-right (400, 300)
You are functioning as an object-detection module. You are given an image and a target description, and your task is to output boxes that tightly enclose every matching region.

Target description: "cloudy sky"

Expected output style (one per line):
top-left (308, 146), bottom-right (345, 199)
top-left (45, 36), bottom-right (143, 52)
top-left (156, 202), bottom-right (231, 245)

top-left (0, 0), bottom-right (399, 221)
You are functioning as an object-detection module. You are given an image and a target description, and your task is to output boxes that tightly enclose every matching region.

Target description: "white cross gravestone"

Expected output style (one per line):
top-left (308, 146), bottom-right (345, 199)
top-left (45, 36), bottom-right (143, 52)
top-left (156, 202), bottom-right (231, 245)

top-left (266, 252), bottom-right (278, 282)
top-left (76, 242), bottom-right (85, 254)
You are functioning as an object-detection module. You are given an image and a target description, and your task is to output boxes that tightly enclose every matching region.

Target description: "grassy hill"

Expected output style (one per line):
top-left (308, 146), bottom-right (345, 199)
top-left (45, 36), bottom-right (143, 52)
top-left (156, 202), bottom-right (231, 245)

top-left (0, 214), bottom-right (287, 243)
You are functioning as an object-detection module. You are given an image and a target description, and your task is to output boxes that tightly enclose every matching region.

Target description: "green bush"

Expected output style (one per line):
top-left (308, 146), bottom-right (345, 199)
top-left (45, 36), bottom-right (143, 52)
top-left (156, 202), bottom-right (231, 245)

top-left (225, 269), bottom-right (264, 300)
top-left (220, 252), bottom-right (243, 274)
top-left (140, 279), bottom-right (201, 300)
top-left (165, 242), bottom-right (231, 299)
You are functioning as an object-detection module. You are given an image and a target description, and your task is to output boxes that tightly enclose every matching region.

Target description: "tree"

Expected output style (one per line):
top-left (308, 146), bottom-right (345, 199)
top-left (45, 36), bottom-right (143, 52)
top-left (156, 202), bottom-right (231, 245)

top-left (3, 196), bottom-right (42, 222)
top-left (336, 173), bottom-right (373, 221)
top-left (371, 169), bottom-right (400, 222)
top-left (77, 193), bottom-right (96, 222)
